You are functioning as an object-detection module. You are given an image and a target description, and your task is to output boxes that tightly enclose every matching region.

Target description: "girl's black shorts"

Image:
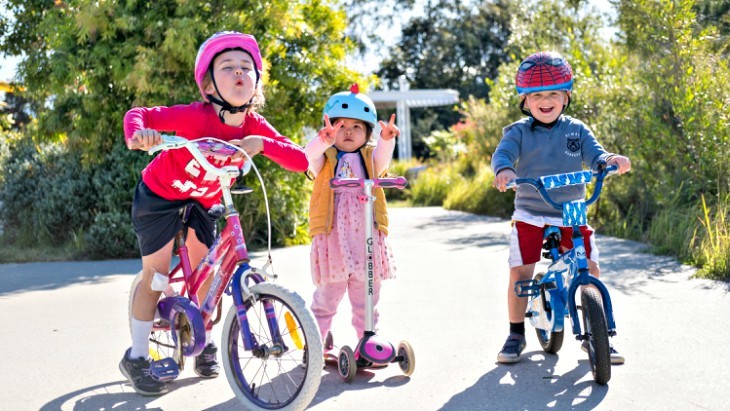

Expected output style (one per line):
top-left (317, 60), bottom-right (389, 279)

top-left (131, 180), bottom-right (216, 256)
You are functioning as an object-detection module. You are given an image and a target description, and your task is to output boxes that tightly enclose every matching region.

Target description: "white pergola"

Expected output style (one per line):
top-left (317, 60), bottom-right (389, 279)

top-left (369, 79), bottom-right (459, 160)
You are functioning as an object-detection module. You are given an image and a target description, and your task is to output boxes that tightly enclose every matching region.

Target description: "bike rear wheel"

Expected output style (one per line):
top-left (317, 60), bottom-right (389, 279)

top-left (128, 272), bottom-right (188, 369)
top-left (581, 286), bottom-right (611, 385)
top-left (533, 273), bottom-right (564, 353)
top-left (221, 282), bottom-right (322, 411)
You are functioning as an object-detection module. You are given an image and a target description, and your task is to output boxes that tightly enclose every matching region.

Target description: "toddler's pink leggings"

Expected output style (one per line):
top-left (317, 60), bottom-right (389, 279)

top-left (311, 275), bottom-right (382, 344)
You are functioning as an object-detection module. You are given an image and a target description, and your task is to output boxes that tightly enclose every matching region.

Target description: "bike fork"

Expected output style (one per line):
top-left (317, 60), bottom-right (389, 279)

top-left (229, 264), bottom-right (288, 355)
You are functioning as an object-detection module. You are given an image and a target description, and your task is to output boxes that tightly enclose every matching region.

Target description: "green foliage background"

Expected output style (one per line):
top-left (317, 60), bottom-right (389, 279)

top-left (2, 0), bottom-right (730, 279)
top-left (405, 0), bottom-right (730, 279)
top-left (0, 0), bottom-right (369, 259)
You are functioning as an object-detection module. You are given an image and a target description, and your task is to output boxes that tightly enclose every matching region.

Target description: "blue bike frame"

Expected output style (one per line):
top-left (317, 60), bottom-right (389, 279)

top-left (511, 165), bottom-right (617, 338)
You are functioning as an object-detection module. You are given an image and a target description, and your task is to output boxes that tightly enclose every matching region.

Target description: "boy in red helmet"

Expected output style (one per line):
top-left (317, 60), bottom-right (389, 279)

top-left (491, 51), bottom-right (631, 364)
top-left (120, 31), bottom-right (307, 396)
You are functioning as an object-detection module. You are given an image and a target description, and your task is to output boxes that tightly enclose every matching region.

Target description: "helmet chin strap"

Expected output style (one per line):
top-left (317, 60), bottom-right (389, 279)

top-left (207, 65), bottom-right (260, 123)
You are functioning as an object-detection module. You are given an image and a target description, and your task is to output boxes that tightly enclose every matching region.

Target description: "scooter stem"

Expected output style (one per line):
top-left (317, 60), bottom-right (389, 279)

top-left (363, 180), bottom-right (375, 332)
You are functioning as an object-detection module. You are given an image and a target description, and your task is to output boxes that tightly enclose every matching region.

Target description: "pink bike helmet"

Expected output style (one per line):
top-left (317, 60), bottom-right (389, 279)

top-left (194, 31), bottom-right (263, 120)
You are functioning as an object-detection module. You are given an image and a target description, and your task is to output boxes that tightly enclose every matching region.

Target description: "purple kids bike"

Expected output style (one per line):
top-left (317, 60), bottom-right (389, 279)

top-left (328, 176), bottom-right (415, 383)
top-left (127, 135), bottom-right (322, 410)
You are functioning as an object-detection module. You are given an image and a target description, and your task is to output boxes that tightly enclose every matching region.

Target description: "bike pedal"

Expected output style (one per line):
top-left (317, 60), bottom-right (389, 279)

top-left (514, 279), bottom-right (539, 297)
top-left (149, 357), bottom-right (180, 382)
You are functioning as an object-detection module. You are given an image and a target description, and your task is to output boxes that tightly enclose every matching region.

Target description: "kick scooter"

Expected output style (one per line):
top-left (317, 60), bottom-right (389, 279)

top-left (329, 176), bottom-right (416, 382)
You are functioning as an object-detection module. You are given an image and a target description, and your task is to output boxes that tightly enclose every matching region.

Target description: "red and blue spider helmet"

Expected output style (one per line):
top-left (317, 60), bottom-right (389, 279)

top-left (515, 52), bottom-right (573, 95)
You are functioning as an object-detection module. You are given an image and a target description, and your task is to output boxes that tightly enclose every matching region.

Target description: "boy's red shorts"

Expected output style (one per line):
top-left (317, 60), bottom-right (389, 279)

top-left (509, 221), bottom-right (596, 267)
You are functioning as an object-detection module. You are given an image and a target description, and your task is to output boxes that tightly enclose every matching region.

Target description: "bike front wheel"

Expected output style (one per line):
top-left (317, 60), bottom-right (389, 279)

top-left (581, 286), bottom-right (611, 385)
top-left (221, 282), bottom-right (323, 411)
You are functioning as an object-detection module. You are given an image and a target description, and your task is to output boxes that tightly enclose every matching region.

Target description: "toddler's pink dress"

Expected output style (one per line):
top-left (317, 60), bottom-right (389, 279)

top-left (309, 151), bottom-right (396, 340)
top-left (310, 152), bottom-right (396, 286)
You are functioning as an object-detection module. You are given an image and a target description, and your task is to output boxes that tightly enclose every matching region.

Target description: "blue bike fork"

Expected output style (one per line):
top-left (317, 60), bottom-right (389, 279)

top-left (566, 227), bottom-right (617, 337)
top-left (228, 264), bottom-right (286, 351)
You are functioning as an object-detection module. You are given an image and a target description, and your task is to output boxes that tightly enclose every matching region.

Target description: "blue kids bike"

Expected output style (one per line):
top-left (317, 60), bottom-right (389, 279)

top-left (507, 163), bottom-right (619, 385)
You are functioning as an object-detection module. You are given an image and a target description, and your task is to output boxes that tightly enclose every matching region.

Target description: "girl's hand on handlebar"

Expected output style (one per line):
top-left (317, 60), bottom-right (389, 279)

top-left (318, 114), bottom-right (342, 146)
top-left (607, 155), bottom-right (631, 174)
top-left (230, 136), bottom-right (263, 160)
top-left (379, 114), bottom-right (400, 141)
top-left (131, 129), bottom-right (162, 150)
top-left (493, 169), bottom-right (516, 192)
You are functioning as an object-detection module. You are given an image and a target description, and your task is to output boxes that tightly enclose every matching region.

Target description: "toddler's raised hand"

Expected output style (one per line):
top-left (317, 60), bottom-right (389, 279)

top-left (318, 114), bottom-right (342, 146)
top-left (493, 169), bottom-right (516, 192)
top-left (379, 114), bottom-right (400, 141)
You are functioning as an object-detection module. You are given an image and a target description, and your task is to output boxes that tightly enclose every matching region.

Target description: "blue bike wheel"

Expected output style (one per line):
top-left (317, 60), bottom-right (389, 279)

top-left (221, 282), bottom-right (322, 410)
top-left (533, 273), bottom-right (564, 353)
top-left (581, 286), bottom-right (611, 385)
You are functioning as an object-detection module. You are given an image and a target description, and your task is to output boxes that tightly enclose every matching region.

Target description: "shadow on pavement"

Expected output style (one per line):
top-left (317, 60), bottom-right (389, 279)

top-left (39, 377), bottom-right (200, 411)
top-left (439, 351), bottom-right (608, 410)
top-left (0, 259), bottom-right (141, 296)
top-left (304, 364), bottom-right (411, 409)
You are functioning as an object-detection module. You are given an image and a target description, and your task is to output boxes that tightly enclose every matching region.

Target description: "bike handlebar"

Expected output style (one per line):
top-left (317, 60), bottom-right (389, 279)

top-left (128, 135), bottom-right (252, 179)
top-left (505, 164), bottom-right (618, 210)
top-left (330, 177), bottom-right (408, 190)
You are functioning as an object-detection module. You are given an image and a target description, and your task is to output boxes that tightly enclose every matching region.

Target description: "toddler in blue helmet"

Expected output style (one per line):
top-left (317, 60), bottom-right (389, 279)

top-left (304, 84), bottom-right (400, 355)
top-left (491, 51), bottom-right (631, 364)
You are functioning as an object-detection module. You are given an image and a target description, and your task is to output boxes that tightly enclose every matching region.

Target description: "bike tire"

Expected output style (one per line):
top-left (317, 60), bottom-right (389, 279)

top-left (533, 273), bottom-right (564, 353)
top-left (128, 271), bottom-right (188, 369)
top-left (581, 286), bottom-right (611, 385)
top-left (221, 282), bottom-right (323, 411)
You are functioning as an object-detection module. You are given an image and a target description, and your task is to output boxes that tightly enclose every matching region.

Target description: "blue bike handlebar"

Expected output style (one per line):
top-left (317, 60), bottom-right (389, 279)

top-left (505, 164), bottom-right (618, 210)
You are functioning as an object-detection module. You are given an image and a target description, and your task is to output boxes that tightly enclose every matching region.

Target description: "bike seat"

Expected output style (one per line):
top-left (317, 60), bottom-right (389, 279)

top-left (208, 204), bottom-right (225, 220)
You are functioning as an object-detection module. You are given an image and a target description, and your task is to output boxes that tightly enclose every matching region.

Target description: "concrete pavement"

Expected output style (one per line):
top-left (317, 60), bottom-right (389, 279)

top-left (1, 207), bottom-right (728, 410)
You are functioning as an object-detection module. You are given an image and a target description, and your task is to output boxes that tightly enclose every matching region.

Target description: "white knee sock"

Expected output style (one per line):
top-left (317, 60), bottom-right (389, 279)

top-left (130, 318), bottom-right (154, 359)
top-left (206, 330), bottom-right (212, 346)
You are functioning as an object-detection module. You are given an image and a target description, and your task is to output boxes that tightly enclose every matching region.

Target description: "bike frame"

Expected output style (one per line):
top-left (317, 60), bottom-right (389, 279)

top-left (149, 136), bottom-right (286, 356)
top-left (511, 165), bottom-right (618, 339)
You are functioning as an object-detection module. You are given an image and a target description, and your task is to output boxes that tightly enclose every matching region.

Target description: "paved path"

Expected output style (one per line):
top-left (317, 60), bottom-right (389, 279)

top-left (1, 207), bottom-right (728, 410)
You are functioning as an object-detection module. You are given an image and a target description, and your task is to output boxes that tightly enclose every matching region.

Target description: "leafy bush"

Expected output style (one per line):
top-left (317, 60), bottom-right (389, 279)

top-left (443, 165), bottom-right (514, 218)
top-left (84, 211), bottom-right (138, 259)
top-left (409, 165), bottom-right (457, 206)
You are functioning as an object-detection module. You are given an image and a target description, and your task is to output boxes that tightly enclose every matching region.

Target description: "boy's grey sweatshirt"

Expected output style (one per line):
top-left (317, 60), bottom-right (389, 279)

top-left (491, 115), bottom-right (613, 218)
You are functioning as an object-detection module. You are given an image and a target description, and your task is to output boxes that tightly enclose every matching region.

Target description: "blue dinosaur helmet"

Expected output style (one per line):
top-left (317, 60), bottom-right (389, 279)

top-left (322, 83), bottom-right (377, 128)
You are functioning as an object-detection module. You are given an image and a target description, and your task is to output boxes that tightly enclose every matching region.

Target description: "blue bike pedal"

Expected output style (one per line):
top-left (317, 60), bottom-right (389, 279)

top-left (149, 357), bottom-right (180, 382)
top-left (515, 279), bottom-right (539, 297)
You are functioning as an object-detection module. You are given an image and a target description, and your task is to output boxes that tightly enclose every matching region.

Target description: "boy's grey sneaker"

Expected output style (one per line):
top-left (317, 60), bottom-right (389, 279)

top-left (119, 348), bottom-right (168, 396)
top-left (195, 342), bottom-right (220, 378)
top-left (497, 333), bottom-right (526, 364)
top-left (581, 341), bottom-right (625, 365)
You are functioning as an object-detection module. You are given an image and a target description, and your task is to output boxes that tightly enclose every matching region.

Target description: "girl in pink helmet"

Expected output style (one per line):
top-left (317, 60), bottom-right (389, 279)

top-left (120, 31), bottom-right (307, 396)
top-left (304, 84), bottom-right (401, 359)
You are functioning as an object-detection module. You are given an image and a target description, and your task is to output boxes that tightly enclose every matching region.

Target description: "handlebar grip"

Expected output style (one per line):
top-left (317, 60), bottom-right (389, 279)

top-left (330, 178), bottom-right (363, 189)
top-left (375, 176), bottom-right (408, 189)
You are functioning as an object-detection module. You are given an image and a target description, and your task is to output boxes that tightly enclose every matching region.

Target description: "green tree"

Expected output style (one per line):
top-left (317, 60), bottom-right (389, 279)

top-left (0, 0), bottom-right (367, 258)
top-left (376, 0), bottom-right (515, 159)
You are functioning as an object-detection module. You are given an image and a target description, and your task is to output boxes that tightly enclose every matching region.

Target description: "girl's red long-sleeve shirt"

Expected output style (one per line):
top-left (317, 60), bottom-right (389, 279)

top-left (124, 102), bottom-right (307, 209)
